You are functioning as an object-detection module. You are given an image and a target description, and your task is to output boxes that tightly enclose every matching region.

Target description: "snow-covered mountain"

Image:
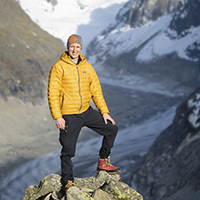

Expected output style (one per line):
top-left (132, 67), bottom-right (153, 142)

top-left (17, 0), bottom-right (200, 96)
top-left (17, 0), bottom-right (128, 54)
top-left (86, 0), bottom-right (200, 63)
top-left (85, 0), bottom-right (200, 96)
top-left (17, 0), bottom-right (200, 64)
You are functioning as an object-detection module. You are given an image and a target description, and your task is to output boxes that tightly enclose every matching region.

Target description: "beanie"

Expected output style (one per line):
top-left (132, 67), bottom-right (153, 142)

top-left (67, 34), bottom-right (83, 49)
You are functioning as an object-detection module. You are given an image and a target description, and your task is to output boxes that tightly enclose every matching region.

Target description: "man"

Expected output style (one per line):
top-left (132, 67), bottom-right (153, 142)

top-left (48, 34), bottom-right (120, 190)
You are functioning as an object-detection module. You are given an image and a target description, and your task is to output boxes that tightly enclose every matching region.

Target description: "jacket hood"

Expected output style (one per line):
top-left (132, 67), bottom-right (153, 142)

top-left (60, 51), bottom-right (87, 65)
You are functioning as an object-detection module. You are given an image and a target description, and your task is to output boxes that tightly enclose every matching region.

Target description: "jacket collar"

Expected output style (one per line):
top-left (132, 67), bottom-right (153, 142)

top-left (60, 51), bottom-right (86, 65)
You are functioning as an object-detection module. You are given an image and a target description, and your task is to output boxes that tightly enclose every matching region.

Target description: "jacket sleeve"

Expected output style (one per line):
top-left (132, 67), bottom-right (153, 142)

top-left (89, 65), bottom-right (109, 114)
top-left (48, 62), bottom-right (63, 120)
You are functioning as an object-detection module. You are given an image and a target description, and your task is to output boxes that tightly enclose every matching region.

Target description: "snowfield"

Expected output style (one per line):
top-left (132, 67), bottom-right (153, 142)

top-left (17, 0), bottom-right (127, 54)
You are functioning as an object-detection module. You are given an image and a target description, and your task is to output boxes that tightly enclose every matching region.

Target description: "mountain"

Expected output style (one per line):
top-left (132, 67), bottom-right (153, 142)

top-left (17, 0), bottom-right (128, 55)
top-left (0, 0), bottom-right (65, 181)
top-left (135, 86), bottom-right (200, 200)
top-left (0, 0), bottom-right (65, 103)
top-left (0, 0), bottom-right (199, 199)
top-left (14, 0), bottom-right (200, 95)
top-left (86, 0), bottom-right (200, 95)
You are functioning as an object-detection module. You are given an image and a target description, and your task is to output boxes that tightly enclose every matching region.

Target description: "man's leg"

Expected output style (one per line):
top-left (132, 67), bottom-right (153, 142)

top-left (83, 107), bottom-right (120, 173)
top-left (83, 107), bottom-right (118, 157)
top-left (59, 114), bottom-right (83, 185)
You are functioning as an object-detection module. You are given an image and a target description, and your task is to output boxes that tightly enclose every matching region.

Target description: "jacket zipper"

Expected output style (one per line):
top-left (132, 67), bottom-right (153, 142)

top-left (76, 65), bottom-right (82, 113)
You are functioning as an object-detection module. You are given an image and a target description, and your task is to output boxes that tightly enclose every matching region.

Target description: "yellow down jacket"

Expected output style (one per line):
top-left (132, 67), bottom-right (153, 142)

top-left (48, 51), bottom-right (109, 120)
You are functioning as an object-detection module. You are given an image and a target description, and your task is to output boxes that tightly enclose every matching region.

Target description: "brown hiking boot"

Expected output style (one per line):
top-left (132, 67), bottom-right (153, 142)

top-left (65, 180), bottom-right (77, 191)
top-left (96, 156), bottom-right (121, 174)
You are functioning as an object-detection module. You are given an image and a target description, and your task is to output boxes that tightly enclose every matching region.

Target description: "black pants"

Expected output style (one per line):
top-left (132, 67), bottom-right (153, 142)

top-left (59, 106), bottom-right (118, 184)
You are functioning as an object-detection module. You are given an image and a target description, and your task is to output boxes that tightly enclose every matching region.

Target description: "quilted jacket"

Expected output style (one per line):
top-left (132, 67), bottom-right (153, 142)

top-left (48, 51), bottom-right (109, 120)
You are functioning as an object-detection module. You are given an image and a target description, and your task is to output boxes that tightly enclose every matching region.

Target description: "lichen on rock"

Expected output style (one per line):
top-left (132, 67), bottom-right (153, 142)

top-left (22, 171), bottom-right (143, 200)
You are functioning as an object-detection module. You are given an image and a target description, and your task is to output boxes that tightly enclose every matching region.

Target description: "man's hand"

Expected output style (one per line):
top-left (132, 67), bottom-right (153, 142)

top-left (103, 113), bottom-right (116, 125)
top-left (55, 117), bottom-right (65, 130)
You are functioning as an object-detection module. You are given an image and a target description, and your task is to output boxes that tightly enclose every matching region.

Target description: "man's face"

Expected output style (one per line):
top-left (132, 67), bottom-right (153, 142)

top-left (68, 43), bottom-right (82, 60)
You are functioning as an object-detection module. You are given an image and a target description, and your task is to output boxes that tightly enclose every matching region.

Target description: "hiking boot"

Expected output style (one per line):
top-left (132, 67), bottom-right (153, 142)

top-left (65, 180), bottom-right (77, 191)
top-left (96, 156), bottom-right (121, 174)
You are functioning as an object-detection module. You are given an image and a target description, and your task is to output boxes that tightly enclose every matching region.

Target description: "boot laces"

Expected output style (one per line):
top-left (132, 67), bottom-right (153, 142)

top-left (65, 180), bottom-right (77, 191)
top-left (104, 158), bottom-right (114, 167)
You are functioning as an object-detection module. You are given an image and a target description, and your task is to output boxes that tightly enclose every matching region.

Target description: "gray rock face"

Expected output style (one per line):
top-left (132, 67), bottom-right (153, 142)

top-left (135, 87), bottom-right (200, 200)
top-left (0, 0), bottom-right (65, 103)
top-left (169, 0), bottom-right (200, 61)
top-left (169, 0), bottom-right (200, 36)
top-left (22, 171), bottom-right (143, 200)
top-left (46, 0), bottom-right (58, 7)
top-left (124, 0), bottom-right (183, 27)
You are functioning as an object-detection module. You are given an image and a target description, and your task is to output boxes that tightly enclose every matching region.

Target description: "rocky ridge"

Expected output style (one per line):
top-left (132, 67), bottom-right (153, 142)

top-left (22, 171), bottom-right (143, 200)
top-left (0, 0), bottom-right (65, 180)
top-left (0, 0), bottom-right (65, 103)
top-left (135, 87), bottom-right (200, 200)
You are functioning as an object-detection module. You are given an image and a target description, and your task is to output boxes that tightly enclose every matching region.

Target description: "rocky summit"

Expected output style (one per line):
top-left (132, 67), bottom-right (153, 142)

top-left (22, 171), bottom-right (143, 200)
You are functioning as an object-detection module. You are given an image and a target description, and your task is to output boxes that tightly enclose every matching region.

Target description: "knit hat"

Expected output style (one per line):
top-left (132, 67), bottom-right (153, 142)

top-left (67, 34), bottom-right (83, 49)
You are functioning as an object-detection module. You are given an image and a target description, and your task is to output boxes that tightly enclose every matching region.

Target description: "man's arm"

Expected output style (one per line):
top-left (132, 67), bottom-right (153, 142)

top-left (48, 63), bottom-right (63, 120)
top-left (88, 65), bottom-right (116, 125)
top-left (89, 66), bottom-right (109, 114)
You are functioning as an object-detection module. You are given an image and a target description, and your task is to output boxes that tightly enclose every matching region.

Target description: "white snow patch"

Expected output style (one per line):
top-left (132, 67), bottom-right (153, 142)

top-left (188, 93), bottom-right (200, 128)
top-left (134, 17), bottom-right (200, 62)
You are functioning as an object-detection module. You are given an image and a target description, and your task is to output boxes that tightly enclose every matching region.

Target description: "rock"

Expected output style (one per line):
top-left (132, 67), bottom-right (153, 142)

top-left (0, 0), bottom-right (65, 103)
top-left (135, 87), bottom-right (200, 200)
top-left (22, 171), bottom-right (143, 200)
top-left (74, 170), bottom-right (121, 190)
top-left (67, 187), bottom-right (93, 200)
top-left (23, 185), bottom-right (38, 200)
top-left (103, 180), bottom-right (143, 200)
top-left (93, 189), bottom-right (113, 200)
top-left (23, 174), bottom-right (64, 200)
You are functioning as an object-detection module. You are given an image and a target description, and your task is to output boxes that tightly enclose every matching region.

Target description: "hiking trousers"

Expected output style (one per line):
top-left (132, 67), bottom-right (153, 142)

top-left (59, 106), bottom-right (118, 184)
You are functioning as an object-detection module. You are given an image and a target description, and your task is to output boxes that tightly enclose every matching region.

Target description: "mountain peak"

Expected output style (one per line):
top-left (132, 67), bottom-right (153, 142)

top-left (22, 171), bottom-right (143, 200)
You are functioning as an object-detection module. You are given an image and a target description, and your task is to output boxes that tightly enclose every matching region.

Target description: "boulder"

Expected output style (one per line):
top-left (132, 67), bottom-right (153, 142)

top-left (22, 171), bottom-right (143, 200)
